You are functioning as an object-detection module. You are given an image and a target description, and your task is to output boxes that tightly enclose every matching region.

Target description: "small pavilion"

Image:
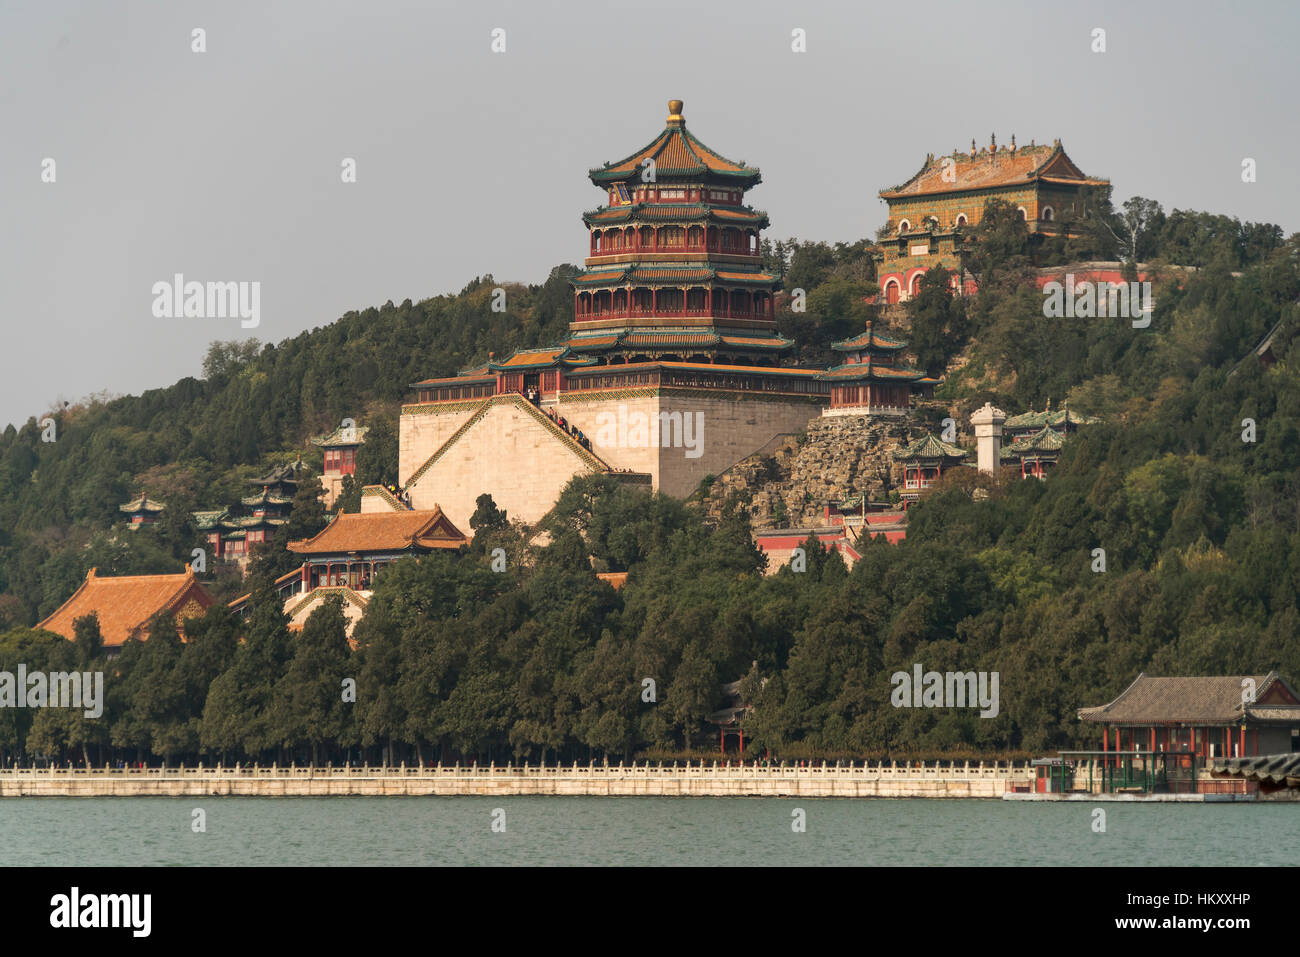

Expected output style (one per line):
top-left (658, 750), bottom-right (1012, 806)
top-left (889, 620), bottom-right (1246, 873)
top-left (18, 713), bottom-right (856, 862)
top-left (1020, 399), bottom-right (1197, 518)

top-left (119, 494), bottom-right (166, 527)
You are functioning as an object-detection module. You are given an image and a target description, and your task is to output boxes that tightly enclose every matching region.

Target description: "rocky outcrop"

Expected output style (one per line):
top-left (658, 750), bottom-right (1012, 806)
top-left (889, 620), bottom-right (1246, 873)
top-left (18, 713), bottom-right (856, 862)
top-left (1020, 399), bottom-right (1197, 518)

top-left (700, 413), bottom-right (929, 527)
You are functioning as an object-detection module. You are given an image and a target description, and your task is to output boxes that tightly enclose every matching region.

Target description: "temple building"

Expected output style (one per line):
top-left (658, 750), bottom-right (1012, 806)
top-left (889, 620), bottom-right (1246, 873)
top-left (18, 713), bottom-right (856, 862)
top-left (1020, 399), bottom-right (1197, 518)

top-left (873, 136), bottom-right (1109, 303)
top-left (38, 567), bottom-right (214, 655)
top-left (398, 100), bottom-right (831, 531)
top-left (248, 458), bottom-right (307, 501)
top-left (1079, 672), bottom-right (1300, 760)
top-left (192, 457), bottom-right (309, 564)
top-left (313, 424), bottom-right (368, 508)
top-left (1001, 425), bottom-right (1066, 479)
top-left (755, 497), bottom-right (908, 573)
top-left (1003, 400), bottom-right (1099, 441)
top-left (819, 320), bottom-right (936, 415)
top-left (968, 401), bottom-right (1097, 480)
top-left (119, 494), bottom-right (165, 527)
top-left (893, 433), bottom-right (969, 507)
top-left (266, 506), bottom-right (468, 634)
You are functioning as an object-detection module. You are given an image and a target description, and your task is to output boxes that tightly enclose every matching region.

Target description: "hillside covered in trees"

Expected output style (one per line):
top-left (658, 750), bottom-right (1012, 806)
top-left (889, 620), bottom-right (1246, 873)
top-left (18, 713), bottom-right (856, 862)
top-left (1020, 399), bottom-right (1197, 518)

top-left (1, 190), bottom-right (1298, 764)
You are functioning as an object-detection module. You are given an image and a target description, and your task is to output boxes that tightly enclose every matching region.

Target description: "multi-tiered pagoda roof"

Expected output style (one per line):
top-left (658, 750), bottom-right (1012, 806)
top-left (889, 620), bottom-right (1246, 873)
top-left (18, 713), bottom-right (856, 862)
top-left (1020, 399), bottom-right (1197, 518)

top-left (408, 100), bottom-right (828, 409)
top-left (818, 320), bottom-right (937, 414)
top-left (566, 99), bottom-right (787, 363)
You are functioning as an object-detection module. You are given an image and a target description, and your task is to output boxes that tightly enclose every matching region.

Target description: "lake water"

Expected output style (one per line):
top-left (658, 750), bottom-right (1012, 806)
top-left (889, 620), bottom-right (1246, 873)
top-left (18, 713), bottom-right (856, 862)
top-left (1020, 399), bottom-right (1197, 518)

top-left (1, 797), bottom-right (1295, 866)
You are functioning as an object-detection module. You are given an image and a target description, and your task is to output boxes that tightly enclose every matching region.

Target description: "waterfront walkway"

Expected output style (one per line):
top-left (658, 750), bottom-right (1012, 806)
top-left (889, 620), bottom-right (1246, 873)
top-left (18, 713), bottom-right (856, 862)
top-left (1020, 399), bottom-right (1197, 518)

top-left (0, 760), bottom-right (1033, 798)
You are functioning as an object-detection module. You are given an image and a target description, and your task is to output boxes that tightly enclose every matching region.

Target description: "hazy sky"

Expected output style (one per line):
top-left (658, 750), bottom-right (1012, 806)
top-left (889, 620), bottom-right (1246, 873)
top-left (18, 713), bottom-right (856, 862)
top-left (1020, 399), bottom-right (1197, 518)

top-left (3, 0), bottom-right (1297, 429)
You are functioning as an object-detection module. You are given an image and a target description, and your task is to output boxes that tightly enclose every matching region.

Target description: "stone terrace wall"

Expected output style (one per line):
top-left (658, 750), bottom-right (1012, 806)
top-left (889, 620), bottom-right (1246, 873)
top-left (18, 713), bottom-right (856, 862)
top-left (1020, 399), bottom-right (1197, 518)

top-left (0, 762), bottom-right (1033, 799)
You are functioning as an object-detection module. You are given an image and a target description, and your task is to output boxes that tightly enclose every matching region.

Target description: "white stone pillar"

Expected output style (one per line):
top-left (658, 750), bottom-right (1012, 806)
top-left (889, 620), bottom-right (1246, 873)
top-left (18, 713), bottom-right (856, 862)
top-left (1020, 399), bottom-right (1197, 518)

top-left (970, 402), bottom-right (1006, 475)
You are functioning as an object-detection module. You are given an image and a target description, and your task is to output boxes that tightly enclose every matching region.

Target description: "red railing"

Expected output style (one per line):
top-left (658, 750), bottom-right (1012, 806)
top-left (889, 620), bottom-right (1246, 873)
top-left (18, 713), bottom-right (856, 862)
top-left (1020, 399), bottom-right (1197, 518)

top-left (575, 308), bottom-right (769, 322)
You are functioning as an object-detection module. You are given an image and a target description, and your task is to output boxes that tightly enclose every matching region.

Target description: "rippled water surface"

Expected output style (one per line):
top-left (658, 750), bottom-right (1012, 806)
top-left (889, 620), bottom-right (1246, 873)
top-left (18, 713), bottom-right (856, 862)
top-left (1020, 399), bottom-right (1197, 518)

top-left (0, 797), bottom-right (1295, 866)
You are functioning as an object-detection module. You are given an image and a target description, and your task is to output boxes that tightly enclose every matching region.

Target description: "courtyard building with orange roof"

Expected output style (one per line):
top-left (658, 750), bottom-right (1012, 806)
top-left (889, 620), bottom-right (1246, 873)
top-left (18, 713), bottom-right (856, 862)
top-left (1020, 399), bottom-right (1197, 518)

top-left (37, 567), bottom-right (214, 654)
top-left (243, 505), bottom-right (471, 636)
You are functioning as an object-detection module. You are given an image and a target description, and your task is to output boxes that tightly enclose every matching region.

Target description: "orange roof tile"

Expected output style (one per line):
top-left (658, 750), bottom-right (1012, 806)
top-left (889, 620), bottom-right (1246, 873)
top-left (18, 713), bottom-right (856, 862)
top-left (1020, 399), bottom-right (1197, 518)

top-left (621, 333), bottom-right (719, 346)
top-left (880, 143), bottom-right (1106, 200)
top-left (566, 360), bottom-right (823, 378)
top-left (410, 374), bottom-right (495, 387)
top-left (287, 509), bottom-right (467, 555)
top-left (720, 335), bottom-right (794, 348)
top-left (627, 266), bottom-right (713, 283)
top-left (498, 348), bottom-right (565, 367)
top-left (597, 571), bottom-right (629, 590)
top-left (38, 568), bottom-right (214, 648)
top-left (571, 270), bottom-right (629, 285)
top-left (715, 270), bottom-right (779, 283)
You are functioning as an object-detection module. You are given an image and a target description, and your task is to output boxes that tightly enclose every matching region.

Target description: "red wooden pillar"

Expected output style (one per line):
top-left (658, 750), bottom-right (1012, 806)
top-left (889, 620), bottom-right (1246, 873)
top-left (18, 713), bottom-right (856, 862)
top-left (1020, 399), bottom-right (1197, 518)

top-left (1150, 727), bottom-right (1155, 752)
top-left (1239, 726), bottom-right (1245, 757)
top-left (739, 729), bottom-right (744, 757)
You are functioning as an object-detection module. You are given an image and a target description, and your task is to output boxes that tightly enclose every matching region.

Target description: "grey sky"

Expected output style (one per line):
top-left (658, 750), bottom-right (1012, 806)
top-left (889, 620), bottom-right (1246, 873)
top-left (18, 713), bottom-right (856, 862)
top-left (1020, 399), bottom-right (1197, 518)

top-left (3, 0), bottom-right (1297, 429)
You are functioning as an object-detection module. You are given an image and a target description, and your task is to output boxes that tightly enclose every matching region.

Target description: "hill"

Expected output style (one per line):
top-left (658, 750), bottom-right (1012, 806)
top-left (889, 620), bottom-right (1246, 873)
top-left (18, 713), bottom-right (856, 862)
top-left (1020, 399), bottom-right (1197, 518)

top-left (1, 195), bottom-right (1298, 764)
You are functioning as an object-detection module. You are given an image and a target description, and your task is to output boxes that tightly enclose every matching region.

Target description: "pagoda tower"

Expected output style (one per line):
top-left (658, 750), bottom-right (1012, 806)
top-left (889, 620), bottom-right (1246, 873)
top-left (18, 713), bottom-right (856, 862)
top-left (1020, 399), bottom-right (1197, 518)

top-left (398, 100), bottom-right (828, 532)
top-left (566, 99), bottom-right (791, 365)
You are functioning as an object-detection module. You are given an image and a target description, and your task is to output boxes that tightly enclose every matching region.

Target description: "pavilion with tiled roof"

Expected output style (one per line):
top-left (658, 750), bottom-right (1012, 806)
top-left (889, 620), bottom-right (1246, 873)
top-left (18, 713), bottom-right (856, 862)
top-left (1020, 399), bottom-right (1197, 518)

top-left (191, 457), bottom-right (312, 563)
top-left (119, 494), bottom-right (166, 527)
top-left (286, 507), bottom-right (467, 592)
top-left (38, 567), bottom-right (214, 654)
top-left (1003, 400), bottom-right (1100, 440)
top-left (248, 457), bottom-right (307, 497)
top-left (873, 135), bottom-right (1109, 304)
top-left (818, 320), bottom-right (936, 415)
top-left (1001, 425), bottom-right (1066, 479)
top-left (1079, 672), bottom-right (1300, 760)
top-left (893, 433), bottom-right (969, 506)
top-left (312, 423), bottom-right (369, 508)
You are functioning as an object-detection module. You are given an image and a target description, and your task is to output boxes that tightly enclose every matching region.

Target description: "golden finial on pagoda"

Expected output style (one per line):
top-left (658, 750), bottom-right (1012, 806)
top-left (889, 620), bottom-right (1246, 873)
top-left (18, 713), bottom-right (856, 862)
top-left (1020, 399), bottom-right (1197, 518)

top-left (667, 100), bottom-right (684, 125)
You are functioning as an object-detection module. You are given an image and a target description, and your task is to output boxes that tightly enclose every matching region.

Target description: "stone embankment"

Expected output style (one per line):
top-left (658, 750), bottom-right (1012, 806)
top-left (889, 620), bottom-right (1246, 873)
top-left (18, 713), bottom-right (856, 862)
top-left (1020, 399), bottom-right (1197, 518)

top-left (0, 761), bottom-right (1033, 799)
